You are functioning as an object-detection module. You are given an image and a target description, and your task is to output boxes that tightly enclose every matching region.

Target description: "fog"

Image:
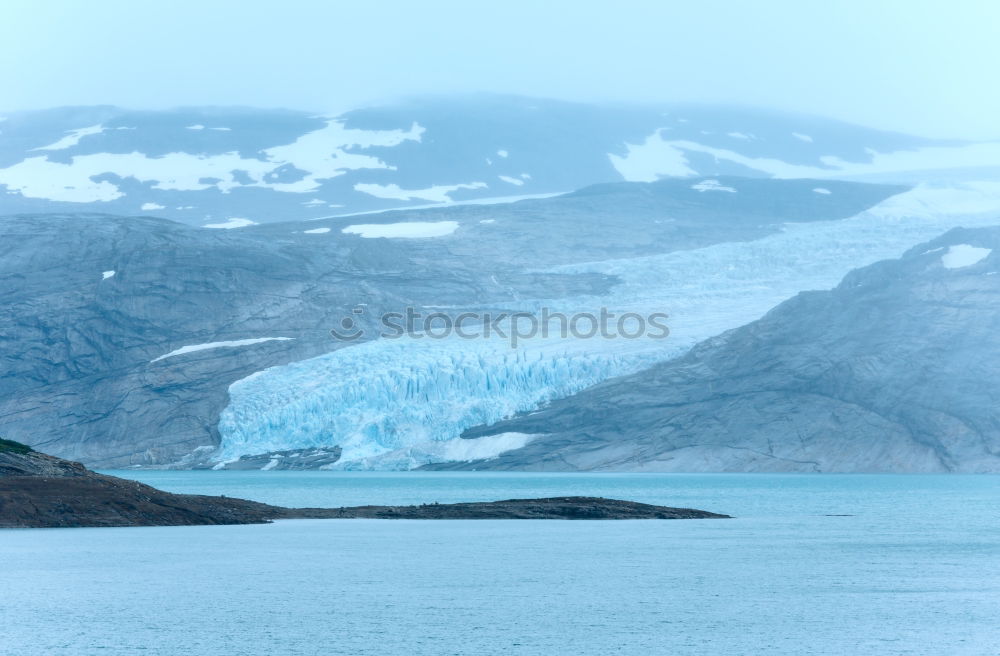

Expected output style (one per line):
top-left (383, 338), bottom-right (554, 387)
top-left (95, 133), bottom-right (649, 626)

top-left (2, 0), bottom-right (998, 139)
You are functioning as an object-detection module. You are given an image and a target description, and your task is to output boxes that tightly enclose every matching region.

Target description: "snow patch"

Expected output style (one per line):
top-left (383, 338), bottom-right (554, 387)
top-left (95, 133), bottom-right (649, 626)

top-left (793, 132), bottom-right (814, 143)
top-left (479, 219), bottom-right (496, 224)
top-left (186, 125), bottom-right (205, 130)
top-left (813, 188), bottom-right (832, 195)
top-left (941, 244), bottom-right (992, 269)
top-left (608, 129), bottom-right (697, 181)
top-left (353, 182), bottom-right (486, 202)
top-left (152, 337), bottom-right (294, 363)
top-left (322, 192), bottom-right (563, 219)
top-left (141, 202), bottom-right (165, 210)
top-left (102, 270), bottom-right (115, 280)
top-left (303, 227), bottom-right (330, 234)
top-left (0, 119), bottom-right (424, 202)
top-left (31, 125), bottom-right (106, 151)
top-left (497, 149), bottom-right (509, 158)
top-left (342, 221), bottom-right (459, 239)
top-left (691, 179), bottom-right (737, 193)
top-left (868, 182), bottom-right (1000, 219)
top-left (498, 175), bottom-right (524, 186)
top-left (727, 132), bottom-right (754, 140)
top-left (611, 130), bottom-right (1000, 182)
top-left (203, 217), bottom-right (257, 229)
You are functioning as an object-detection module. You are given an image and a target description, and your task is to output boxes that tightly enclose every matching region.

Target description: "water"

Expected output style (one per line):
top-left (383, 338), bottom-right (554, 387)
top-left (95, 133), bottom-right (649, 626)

top-left (3, 472), bottom-right (999, 655)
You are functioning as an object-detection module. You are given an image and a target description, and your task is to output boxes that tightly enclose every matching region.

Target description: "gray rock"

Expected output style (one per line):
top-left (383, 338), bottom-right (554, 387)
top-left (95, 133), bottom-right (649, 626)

top-left (445, 227), bottom-right (1000, 472)
top-left (216, 447), bottom-right (342, 470)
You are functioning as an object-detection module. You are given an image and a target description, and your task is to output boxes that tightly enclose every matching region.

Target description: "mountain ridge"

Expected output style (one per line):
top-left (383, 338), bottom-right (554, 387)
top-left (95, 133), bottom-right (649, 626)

top-left (440, 226), bottom-right (1000, 472)
top-left (1, 96), bottom-right (955, 224)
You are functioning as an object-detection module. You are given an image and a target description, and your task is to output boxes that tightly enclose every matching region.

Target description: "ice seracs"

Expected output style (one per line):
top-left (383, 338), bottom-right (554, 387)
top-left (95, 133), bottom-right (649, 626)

top-left (217, 336), bottom-right (657, 466)
top-left (215, 183), bottom-right (1000, 470)
top-left (941, 244), bottom-right (992, 269)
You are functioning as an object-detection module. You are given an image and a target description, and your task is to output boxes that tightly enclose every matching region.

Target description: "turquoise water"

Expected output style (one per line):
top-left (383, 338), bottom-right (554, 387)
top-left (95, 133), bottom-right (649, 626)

top-left (3, 473), bottom-right (999, 655)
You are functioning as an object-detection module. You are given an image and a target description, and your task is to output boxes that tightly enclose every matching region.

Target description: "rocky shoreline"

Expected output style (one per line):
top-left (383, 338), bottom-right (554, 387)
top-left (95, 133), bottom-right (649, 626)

top-left (0, 442), bottom-right (729, 527)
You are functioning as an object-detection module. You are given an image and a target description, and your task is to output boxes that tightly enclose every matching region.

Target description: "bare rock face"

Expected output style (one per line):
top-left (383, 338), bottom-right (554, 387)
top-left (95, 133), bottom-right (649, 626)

top-left (446, 227), bottom-right (1000, 473)
top-left (216, 447), bottom-right (343, 470)
top-left (0, 443), bottom-right (729, 527)
top-left (0, 443), bottom-right (281, 527)
top-left (0, 177), bottom-right (901, 467)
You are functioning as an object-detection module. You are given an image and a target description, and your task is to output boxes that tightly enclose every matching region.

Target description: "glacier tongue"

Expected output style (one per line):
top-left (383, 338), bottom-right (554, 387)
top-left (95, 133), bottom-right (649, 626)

top-left (218, 181), bottom-right (1000, 469)
top-left (218, 337), bottom-right (664, 464)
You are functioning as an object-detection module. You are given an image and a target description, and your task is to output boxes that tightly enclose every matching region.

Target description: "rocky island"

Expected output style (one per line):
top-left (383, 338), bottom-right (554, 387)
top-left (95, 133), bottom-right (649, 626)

top-left (0, 440), bottom-right (729, 527)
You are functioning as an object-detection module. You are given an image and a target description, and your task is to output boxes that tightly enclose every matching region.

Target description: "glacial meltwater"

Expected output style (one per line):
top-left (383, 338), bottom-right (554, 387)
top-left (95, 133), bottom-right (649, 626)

top-left (3, 473), bottom-right (999, 655)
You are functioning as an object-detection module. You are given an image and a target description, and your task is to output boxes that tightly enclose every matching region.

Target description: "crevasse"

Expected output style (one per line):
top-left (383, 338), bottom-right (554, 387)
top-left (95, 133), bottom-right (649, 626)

top-left (217, 337), bottom-right (665, 466)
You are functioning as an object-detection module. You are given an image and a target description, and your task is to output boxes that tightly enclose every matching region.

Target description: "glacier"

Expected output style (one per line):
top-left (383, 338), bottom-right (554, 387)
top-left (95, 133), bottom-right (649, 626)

top-left (217, 336), bottom-right (665, 466)
top-left (217, 181), bottom-right (1000, 469)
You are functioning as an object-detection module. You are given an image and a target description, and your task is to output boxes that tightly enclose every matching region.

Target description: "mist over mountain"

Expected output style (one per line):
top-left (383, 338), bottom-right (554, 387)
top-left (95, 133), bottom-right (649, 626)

top-left (4, 96), bottom-right (994, 226)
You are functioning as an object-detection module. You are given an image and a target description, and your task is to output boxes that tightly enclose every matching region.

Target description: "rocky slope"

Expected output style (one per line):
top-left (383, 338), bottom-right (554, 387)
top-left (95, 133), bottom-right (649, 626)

top-left (0, 443), bottom-right (727, 527)
top-left (0, 178), bottom-right (901, 467)
top-left (0, 96), bottom-right (953, 224)
top-left (446, 227), bottom-right (1000, 472)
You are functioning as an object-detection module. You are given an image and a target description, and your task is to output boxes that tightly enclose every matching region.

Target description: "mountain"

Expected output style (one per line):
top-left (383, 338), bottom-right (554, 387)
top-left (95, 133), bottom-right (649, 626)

top-left (0, 177), bottom-right (906, 467)
top-left (3, 95), bottom-right (992, 226)
top-left (445, 227), bottom-right (1000, 472)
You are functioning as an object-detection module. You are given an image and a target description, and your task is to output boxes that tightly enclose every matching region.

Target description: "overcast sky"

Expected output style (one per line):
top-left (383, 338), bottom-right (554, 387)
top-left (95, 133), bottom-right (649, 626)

top-left (2, 0), bottom-right (998, 139)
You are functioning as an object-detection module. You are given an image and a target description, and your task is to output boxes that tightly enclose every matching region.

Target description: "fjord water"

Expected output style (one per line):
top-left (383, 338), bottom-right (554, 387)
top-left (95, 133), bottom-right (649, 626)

top-left (4, 473), bottom-right (999, 655)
